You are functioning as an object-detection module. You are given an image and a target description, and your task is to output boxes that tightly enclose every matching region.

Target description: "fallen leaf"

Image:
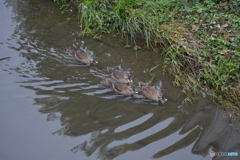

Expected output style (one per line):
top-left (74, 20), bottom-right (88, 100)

top-left (184, 32), bottom-right (193, 36)
top-left (191, 25), bottom-right (199, 31)
top-left (205, 22), bottom-right (215, 25)
top-left (222, 50), bottom-right (228, 54)
top-left (220, 2), bottom-right (228, 7)
top-left (221, 23), bottom-right (228, 28)
top-left (223, 35), bottom-right (228, 40)
top-left (217, 23), bottom-right (229, 31)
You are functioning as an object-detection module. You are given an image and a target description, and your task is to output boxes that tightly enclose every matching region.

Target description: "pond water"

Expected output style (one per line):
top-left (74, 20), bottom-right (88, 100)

top-left (0, 0), bottom-right (239, 160)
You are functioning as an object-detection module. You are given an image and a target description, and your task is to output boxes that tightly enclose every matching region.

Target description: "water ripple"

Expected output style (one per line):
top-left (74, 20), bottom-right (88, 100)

top-left (108, 118), bottom-right (174, 149)
top-left (114, 113), bottom-right (153, 133)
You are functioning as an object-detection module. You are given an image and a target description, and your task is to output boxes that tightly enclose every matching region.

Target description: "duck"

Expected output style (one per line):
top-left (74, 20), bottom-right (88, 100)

top-left (70, 50), bottom-right (98, 64)
top-left (106, 79), bottom-right (136, 96)
top-left (139, 82), bottom-right (167, 103)
top-left (107, 67), bottom-right (133, 84)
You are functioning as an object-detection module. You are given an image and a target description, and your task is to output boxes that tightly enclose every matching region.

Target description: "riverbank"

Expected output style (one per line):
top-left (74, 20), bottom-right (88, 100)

top-left (54, 0), bottom-right (240, 118)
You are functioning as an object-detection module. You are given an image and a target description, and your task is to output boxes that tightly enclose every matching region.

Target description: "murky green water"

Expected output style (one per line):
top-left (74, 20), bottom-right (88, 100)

top-left (0, 0), bottom-right (239, 160)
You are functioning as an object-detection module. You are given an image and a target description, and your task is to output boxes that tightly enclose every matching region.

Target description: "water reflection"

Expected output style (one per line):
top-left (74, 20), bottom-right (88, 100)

top-left (1, 0), bottom-right (240, 160)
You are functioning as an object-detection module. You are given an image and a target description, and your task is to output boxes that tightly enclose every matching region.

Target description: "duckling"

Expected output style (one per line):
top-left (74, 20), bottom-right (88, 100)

top-left (107, 67), bottom-right (133, 84)
top-left (70, 50), bottom-right (98, 64)
top-left (139, 82), bottom-right (167, 103)
top-left (106, 79), bottom-right (136, 96)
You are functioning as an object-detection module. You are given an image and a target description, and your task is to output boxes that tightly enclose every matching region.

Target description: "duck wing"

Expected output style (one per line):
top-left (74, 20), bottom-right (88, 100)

top-left (113, 83), bottom-right (128, 92)
top-left (70, 50), bottom-right (89, 62)
top-left (154, 80), bottom-right (162, 91)
top-left (75, 52), bottom-right (88, 60)
top-left (142, 85), bottom-right (159, 101)
top-left (143, 85), bottom-right (156, 95)
top-left (112, 70), bottom-right (125, 79)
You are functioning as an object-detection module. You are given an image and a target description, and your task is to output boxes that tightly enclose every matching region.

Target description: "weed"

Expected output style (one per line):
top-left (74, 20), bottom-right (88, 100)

top-left (53, 0), bottom-right (70, 13)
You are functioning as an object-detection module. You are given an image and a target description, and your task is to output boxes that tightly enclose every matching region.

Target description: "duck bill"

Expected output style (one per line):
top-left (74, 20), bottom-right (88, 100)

top-left (160, 98), bottom-right (167, 104)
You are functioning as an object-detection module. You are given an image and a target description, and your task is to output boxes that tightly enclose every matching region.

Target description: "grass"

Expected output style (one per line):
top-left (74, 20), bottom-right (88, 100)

top-left (53, 0), bottom-right (70, 13)
top-left (54, 0), bottom-right (240, 118)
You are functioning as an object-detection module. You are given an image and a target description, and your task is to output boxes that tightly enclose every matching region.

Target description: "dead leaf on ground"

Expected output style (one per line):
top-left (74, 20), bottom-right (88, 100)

top-left (217, 23), bottom-right (229, 30)
top-left (220, 2), bottom-right (228, 7)
top-left (223, 35), bottom-right (228, 40)
top-left (205, 22), bottom-right (215, 25)
top-left (222, 50), bottom-right (228, 54)
top-left (221, 23), bottom-right (228, 28)
top-left (184, 32), bottom-right (193, 36)
top-left (191, 25), bottom-right (199, 31)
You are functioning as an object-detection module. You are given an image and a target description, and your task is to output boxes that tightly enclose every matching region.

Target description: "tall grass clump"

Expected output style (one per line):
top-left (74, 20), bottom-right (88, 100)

top-left (78, 0), bottom-right (181, 46)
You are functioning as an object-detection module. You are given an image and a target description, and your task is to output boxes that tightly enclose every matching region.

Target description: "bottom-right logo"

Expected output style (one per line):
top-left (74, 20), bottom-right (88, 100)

top-left (209, 151), bottom-right (238, 157)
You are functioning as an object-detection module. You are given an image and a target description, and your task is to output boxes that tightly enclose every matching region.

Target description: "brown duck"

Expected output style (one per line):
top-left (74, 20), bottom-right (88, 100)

top-left (106, 79), bottom-right (136, 96)
top-left (139, 82), bottom-right (167, 103)
top-left (107, 67), bottom-right (133, 84)
top-left (70, 50), bottom-right (98, 64)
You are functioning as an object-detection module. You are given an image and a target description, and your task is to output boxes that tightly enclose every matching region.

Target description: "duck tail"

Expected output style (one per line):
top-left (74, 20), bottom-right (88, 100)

top-left (106, 79), bottom-right (112, 86)
top-left (106, 67), bottom-right (113, 74)
top-left (139, 82), bottom-right (145, 87)
top-left (69, 50), bottom-right (76, 55)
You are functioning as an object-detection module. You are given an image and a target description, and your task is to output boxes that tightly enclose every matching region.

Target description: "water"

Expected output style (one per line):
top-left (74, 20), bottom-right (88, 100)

top-left (0, 0), bottom-right (239, 160)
